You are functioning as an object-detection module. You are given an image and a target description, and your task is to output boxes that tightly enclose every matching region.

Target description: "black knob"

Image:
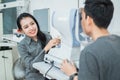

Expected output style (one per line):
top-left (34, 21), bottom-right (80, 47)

top-left (2, 56), bottom-right (8, 58)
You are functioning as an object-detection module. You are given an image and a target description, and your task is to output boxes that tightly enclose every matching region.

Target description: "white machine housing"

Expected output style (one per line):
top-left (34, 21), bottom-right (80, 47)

top-left (44, 9), bottom-right (82, 68)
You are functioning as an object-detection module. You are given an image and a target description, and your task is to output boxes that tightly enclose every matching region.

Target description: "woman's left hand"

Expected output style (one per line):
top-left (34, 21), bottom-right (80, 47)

top-left (44, 38), bottom-right (61, 52)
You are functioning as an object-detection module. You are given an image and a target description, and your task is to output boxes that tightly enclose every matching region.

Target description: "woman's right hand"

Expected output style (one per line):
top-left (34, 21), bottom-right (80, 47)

top-left (44, 38), bottom-right (61, 53)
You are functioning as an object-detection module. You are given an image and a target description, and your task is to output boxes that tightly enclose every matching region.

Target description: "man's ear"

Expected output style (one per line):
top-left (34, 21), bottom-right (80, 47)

top-left (86, 16), bottom-right (93, 31)
top-left (87, 16), bottom-right (93, 26)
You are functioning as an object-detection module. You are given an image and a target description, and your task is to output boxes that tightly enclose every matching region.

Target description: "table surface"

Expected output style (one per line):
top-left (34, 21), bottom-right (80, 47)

top-left (33, 61), bottom-right (69, 80)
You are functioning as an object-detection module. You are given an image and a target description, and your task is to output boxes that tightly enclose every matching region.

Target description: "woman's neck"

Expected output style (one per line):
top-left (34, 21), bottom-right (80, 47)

top-left (32, 36), bottom-right (38, 42)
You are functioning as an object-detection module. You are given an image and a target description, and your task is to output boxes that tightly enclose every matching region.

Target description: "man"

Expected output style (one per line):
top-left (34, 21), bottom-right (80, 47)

top-left (61, 0), bottom-right (120, 80)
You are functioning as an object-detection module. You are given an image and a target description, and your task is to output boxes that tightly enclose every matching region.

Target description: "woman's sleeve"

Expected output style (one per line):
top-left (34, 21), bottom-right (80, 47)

top-left (18, 42), bottom-right (46, 69)
top-left (18, 42), bottom-right (34, 69)
top-left (30, 34), bottom-right (52, 67)
top-left (18, 34), bottom-right (52, 69)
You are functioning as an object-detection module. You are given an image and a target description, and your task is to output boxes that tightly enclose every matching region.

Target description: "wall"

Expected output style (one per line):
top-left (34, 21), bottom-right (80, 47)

top-left (30, 0), bottom-right (120, 36)
top-left (0, 0), bottom-right (17, 34)
top-left (108, 0), bottom-right (120, 35)
top-left (0, 13), bottom-right (3, 37)
top-left (30, 0), bottom-right (79, 37)
top-left (0, 0), bottom-right (2, 37)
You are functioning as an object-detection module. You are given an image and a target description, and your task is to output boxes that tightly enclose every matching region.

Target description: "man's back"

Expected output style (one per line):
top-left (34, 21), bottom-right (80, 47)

top-left (79, 35), bottom-right (120, 80)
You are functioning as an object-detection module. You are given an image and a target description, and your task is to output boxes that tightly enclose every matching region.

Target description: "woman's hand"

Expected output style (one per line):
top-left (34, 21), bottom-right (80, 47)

top-left (60, 59), bottom-right (77, 76)
top-left (44, 38), bottom-right (61, 53)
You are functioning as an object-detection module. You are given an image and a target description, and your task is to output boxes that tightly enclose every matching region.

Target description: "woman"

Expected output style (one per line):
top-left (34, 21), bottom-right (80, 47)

top-left (17, 13), bottom-right (60, 80)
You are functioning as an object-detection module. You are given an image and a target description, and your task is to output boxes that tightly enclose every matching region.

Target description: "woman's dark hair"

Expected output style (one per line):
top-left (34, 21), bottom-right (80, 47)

top-left (84, 0), bottom-right (114, 29)
top-left (17, 13), bottom-right (46, 48)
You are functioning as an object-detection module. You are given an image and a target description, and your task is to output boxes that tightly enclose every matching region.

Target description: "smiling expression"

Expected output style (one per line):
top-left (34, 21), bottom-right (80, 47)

top-left (20, 17), bottom-right (38, 39)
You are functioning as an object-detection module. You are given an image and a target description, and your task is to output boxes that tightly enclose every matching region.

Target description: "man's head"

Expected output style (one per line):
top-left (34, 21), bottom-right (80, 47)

top-left (84, 0), bottom-right (114, 29)
top-left (80, 0), bottom-right (114, 38)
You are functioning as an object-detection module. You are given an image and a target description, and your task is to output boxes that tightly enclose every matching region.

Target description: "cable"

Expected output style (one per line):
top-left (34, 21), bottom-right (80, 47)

top-left (44, 61), bottom-right (54, 80)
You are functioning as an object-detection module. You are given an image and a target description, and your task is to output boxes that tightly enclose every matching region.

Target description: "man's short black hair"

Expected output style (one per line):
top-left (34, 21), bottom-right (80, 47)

top-left (84, 0), bottom-right (114, 29)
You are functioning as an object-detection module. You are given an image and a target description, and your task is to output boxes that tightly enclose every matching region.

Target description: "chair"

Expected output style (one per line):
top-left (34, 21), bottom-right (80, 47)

top-left (12, 58), bottom-right (25, 80)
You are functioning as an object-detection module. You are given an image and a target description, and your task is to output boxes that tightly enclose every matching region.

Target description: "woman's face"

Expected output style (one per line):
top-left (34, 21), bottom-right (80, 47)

top-left (20, 17), bottom-right (38, 39)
